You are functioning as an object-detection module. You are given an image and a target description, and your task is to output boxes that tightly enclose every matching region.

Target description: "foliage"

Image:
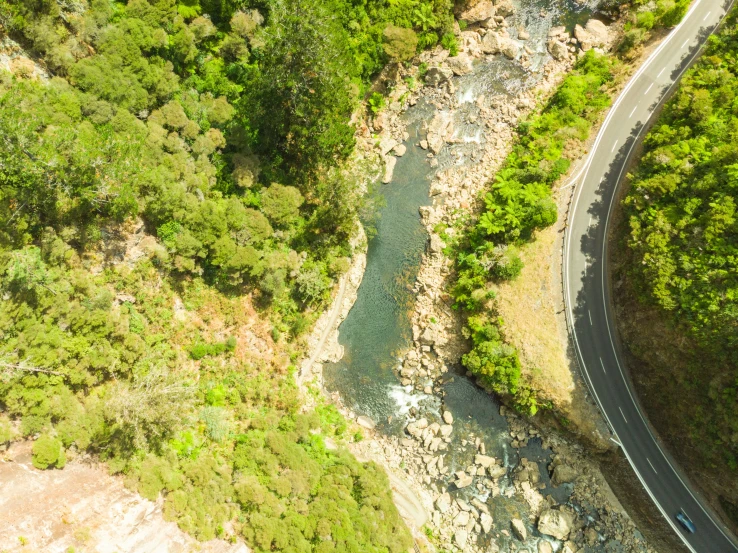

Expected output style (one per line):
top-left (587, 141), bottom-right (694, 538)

top-left (447, 51), bottom-right (617, 414)
top-left (32, 434), bottom-right (66, 469)
top-left (0, 0), bottom-right (454, 547)
top-left (621, 0), bottom-right (690, 51)
top-left (623, 7), bottom-right (738, 467)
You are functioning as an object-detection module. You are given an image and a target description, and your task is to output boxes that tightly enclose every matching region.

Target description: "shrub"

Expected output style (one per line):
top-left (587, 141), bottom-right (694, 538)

top-left (32, 435), bottom-right (66, 470)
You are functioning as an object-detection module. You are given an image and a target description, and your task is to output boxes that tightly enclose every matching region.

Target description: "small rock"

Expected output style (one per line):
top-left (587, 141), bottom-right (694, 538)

top-left (443, 411), bottom-right (453, 424)
top-left (538, 541), bottom-right (554, 553)
top-left (518, 28), bottom-right (530, 40)
top-left (511, 518), bottom-right (527, 541)
top-left (475, 454), bottom-right (495, 468)
top-left (548, 39), bottom-right (569, 61)
top-left (551, 464), bottom-right (578, 487)
top-left (424, 66), bottom-right (453, 87)
top-left (392, 143), bottom-right (407, 156)
top-left (454, 529), bottom-right (468, 548)
top-left (495, 0), bottom-right (515, 17)
top-left (419, 139), bottom-right (429, 150)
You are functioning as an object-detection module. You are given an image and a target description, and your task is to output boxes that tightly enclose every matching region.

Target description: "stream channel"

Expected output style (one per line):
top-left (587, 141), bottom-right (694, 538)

top-left (323, 0), bottom-right (604, 549)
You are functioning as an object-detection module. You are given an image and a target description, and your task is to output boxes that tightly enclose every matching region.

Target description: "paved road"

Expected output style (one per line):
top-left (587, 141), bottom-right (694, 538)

top-left (563, 1), bottom-right (738, 551)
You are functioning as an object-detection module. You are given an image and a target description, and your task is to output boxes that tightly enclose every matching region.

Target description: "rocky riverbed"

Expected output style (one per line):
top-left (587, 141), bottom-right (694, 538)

top-left (300, 2), bottom-right (661, 552)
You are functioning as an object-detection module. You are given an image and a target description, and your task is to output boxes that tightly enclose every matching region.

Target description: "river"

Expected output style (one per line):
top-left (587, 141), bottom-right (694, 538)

top-left (323, 0), bottom-right (603, 549)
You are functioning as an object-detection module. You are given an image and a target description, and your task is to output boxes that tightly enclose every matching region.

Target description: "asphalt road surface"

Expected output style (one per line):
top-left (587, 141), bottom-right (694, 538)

top-left (563, 1), bottom-right (738, 551)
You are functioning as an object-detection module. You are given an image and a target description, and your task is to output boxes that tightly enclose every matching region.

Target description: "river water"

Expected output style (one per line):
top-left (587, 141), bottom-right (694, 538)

top-left (323, 0), bottom-right (602, 548)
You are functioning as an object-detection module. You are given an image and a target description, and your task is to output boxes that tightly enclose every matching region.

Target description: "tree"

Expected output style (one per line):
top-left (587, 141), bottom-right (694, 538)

top-left (261, 183), bottom-right (304, 227)
top-left (382, 25), bottom-right (418, 62)
top-left (246, 0), bottom-right (357, 183)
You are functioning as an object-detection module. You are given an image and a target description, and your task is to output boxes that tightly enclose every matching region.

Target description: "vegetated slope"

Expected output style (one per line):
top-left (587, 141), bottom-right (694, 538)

top-left (442, 0), bottom-right (692, 420)
top-left (0, 0), bottom-right (460, 549)
top-left (444, 51), bottom-right (620, 414)
top-left (618, 4), bottom-right (738, 522)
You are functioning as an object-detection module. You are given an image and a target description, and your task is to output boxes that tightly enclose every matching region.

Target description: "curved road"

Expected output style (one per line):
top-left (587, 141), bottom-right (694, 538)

top-left (563, 1), bottom-right (738, 551)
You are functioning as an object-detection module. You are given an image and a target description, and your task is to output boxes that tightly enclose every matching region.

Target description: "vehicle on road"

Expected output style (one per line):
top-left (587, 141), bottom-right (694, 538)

top-left (676, 511), bottom-right (696, 534)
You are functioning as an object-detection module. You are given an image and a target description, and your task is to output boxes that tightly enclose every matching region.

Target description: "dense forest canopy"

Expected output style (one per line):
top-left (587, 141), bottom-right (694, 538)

top-left (623, 7), bottom-right (738, 469)
top-left (0, 0), bottom-right (456, 549)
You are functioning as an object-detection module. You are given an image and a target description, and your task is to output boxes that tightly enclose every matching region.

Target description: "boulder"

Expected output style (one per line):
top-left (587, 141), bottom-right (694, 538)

top-left (454, 529), bottom-right (468, 548)
top-left (443, 411), bottom-right (454, 424)
top-left (475, 454), bottom-right (495, 468)
top-left (501, 40), bottom-right (518, 59)
top-left (455, 471), bottom-right (473, 488)
top-left (460, 0), bottom-right (495, 23)
top-left (518, 28), bottom-right (530, 40)
top-left (377, 136), bottom-right (397, 155)
top-left (435, 492), bottom-right (452, 513)
top-left (481, 31), bottom-right (504, 54)
top-left (392, 143), bottom-right (407, 156)
top-left (425, 66), bottom-right (453, 87)
top-left (429, 234), bottom-right (444, 254)
top-left (487, 464), bottom-right (507, 479)
top-left (481, 512), bottom-right (494, 534)
top-left (440, 424), bottom-right (454, 437)
top-left (551, 464), bottom-right (578, 486)
top-left (356, 415), bottom-right (376, 429)
top-left (447, 53), bottom-right (474, 76)
top-left (419, 327), bottom-right (436, 345)
top-left (548, 25), bottom-right (566, 37)
top-left (382, 155), bottom-right (396, 184)
top-left (494, 0), bottom-right (515, 17)
top-left (548, 39), bottom-right (569, 60)
top-left (511, 518), bottom-right (527, 541)
top-left (538, 508), bottom-right (574, 541)
top-left (574, 19), bottom-right (610, 51)
top-left (538, 541), bottom-right (554, 553)
top-left (455, 511), bottom-right (471, 526)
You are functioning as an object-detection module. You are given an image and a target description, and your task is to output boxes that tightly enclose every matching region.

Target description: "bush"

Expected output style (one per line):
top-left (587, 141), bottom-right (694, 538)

top-left (382, 25), bottom-right (419, 62)
top-left (32, 435), bottom-right (66, 470)
top-left (441, 32), bottom-right (459, 56)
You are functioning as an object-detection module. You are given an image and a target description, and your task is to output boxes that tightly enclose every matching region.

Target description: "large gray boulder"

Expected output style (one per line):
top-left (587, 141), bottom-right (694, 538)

top-left (551, 464), bottom-right (578, 486)
top-left (538, 508), bottom-right (574, 541)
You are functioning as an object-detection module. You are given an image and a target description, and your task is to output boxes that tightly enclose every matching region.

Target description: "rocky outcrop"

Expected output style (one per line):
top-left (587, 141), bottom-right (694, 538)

top-left (425, 66), bottom-right (453, 87)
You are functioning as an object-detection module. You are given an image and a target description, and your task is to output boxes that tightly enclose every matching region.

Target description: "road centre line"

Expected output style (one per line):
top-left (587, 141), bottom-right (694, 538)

top-left (704, 10), bottom-right (712, 19)
top-left (647, 458), bottom-right (658, 474)
top-left (599, 357), bottom-right (606, 374)
top-left (588, 310), bottom-right (592, 325)
top-left (682, 39), bottom-right (689, 48)
top-left (645, 83), bottom-right (654, 94)
top-left (629, 105), bottom-right (638, 118)
top-left (619, 407), bottom-right (628, 423)
top-left (657, 67), bottom-right (665, 78)
top-left (611, 140), bottom-right (618, 152)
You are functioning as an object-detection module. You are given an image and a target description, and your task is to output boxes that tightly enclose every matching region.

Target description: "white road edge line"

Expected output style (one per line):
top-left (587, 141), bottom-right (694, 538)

top-left (619, 407), bottom-right (628, 423)
top-left (561, 1), bottom-right (738, 550)
top-left (647, 458), bottom-right (658, 474)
